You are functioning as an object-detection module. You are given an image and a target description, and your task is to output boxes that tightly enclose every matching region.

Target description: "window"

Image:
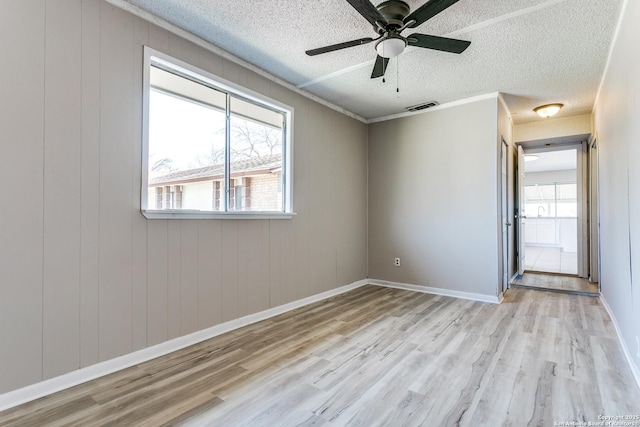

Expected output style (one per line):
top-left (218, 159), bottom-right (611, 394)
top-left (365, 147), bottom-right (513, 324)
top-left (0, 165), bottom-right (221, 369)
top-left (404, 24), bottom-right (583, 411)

top-left (524, 182), bottom-right (577, 218)
top-left (142, 47), bottom-right (293, 219)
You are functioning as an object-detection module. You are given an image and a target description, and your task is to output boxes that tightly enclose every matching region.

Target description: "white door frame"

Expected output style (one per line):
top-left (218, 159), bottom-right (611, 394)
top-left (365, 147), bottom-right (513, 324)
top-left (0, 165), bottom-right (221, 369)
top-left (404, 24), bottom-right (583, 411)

top-left (517, 145), bottom-right (526, 276)
top-left (577, 141), bottom-right (588, 278)
top-left (500, 138), bottom-right (510, 292)
top-left (517, 143), bottom-right (588, 278)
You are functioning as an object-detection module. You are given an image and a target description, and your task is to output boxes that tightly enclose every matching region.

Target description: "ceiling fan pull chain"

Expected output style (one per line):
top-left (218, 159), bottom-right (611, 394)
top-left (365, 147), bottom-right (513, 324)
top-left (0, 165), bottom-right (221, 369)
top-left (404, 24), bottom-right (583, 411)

top-left (383, 42), bottom-right (386, 83)
top-left (396, 56), bottom-right (400, 94)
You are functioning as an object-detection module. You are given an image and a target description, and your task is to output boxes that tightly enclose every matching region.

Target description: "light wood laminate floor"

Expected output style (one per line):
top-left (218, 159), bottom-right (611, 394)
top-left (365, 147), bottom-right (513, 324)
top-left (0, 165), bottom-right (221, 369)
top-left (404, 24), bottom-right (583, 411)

top-left (1, 285), bottom-right (638, 426)
top-left (513, 272), bottom-right (599, 294)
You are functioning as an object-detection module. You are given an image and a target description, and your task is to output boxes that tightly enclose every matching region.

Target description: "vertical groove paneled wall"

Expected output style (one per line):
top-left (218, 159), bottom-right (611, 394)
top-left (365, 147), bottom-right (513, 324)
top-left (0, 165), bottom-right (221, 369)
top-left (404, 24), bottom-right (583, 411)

top-left (593, 0), bottom-right (640, 379)
top-left (0, 0), bottom-right (368, 394)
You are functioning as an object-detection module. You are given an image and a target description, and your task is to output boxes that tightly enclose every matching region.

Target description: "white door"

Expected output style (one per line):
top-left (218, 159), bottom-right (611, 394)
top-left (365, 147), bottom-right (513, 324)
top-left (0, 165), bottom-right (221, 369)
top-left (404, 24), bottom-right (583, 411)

top-left (517, 145), bottom-right (526, 276)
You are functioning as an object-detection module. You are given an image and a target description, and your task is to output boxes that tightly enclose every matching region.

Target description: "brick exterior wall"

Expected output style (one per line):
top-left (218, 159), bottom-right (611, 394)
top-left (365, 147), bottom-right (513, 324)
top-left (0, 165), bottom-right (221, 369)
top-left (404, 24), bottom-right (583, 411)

top-left (150, 171), bottom-right (282, 212)
top-left (247, 173), bottom-right (282, 211)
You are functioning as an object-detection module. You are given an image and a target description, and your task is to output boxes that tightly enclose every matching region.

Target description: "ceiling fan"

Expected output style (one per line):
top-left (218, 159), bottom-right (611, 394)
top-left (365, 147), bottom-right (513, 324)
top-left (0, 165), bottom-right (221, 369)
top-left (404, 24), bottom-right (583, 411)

top-left (305, 0), bottom-right (471, 79)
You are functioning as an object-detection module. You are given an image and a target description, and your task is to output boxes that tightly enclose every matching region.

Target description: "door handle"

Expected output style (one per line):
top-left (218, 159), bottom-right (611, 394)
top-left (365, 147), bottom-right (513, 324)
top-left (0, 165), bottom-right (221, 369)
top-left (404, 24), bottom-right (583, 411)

top-left (505, 222), bottom-right (512, 226)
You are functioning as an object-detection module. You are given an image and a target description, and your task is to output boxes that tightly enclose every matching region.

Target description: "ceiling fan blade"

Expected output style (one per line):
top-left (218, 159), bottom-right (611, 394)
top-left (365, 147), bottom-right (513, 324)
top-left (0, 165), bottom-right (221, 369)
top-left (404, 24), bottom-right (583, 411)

top-left (404, 0), bottom-right (460, 28)
top-left (407, 33), bottom-right (470, 53)
top-left (346, 0), bottom-right (388, 28)
top-left (371, 55), bottom-right (390, 79)
top-left (306, 37), bottom-right (374, 56)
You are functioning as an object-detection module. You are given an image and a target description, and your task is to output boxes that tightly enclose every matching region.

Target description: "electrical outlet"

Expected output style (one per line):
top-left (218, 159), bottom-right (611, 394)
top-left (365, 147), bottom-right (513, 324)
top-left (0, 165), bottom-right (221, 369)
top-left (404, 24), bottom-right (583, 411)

top-left (394, 257), bottom-right (401, 267)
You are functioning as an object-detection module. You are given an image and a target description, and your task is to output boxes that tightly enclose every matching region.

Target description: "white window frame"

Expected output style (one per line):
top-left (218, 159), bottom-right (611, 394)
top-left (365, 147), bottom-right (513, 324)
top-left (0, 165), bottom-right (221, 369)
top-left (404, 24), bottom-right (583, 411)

top-left (141, 46), bottom-right (294, 219)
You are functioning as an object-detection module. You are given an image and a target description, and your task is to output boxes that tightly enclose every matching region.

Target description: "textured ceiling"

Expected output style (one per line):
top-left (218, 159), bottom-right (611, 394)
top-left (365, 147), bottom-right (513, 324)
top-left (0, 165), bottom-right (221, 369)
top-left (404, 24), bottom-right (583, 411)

top-left (122, 0), bottom-right (622, 124)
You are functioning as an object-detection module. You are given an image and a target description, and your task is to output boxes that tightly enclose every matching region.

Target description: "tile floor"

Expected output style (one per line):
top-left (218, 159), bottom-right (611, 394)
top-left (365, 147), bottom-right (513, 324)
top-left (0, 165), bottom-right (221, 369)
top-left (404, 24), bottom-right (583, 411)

top-left (524, 245), bottom-right (577, 275)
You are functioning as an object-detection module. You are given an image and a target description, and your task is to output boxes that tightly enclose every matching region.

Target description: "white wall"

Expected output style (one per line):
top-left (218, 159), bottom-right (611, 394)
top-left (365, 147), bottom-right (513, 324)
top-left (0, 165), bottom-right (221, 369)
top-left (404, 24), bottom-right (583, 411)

top-left (368, 98), bottom-right (500, 297)
top-left (514, 114), bottom-right (592, 142)
top-left (593, 0), bottom-right (640, 378)
top-left (0, 0), bottom-right (368, 394)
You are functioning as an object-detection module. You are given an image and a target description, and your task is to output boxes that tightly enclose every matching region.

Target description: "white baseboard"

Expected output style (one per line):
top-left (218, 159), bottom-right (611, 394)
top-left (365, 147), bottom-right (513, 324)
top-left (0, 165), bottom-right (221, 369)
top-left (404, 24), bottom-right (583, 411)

top-left (0, 279), bottom-right (369, 412)
top-left (0, 277), bottom-right (501, 411)
top-left (599, 294), bottom-right (640, 391)
top-left (368, 279), bottom-right (501, 304)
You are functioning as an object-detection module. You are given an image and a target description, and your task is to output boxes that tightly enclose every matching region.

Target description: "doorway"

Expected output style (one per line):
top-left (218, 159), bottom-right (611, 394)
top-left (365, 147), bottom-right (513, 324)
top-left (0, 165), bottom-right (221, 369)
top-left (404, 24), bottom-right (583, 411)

top-left (522, 149), bottom-right (578, 274)
top-left (514, 139), bottom-right (597, 295)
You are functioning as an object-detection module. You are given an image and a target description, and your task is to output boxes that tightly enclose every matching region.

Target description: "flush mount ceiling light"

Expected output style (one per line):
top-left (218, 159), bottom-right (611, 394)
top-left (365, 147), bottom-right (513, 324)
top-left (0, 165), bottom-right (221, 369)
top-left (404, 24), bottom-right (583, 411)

top-left (534, 103), bottom-right (563, 118)
top-left (375, 35), bottom-right (407, 58)
top-left (524, 155), bottom-right (539, 162)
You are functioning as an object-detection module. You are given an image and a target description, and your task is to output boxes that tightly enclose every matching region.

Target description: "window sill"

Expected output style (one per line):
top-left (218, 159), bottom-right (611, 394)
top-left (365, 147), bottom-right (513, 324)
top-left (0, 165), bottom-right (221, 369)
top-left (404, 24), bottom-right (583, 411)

top-left (142, 210), bottom-right (296, 220)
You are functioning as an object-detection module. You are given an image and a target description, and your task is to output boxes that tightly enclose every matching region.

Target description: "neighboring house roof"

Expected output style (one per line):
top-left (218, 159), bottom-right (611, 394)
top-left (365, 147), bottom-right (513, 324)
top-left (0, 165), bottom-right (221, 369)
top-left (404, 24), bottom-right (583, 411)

top-left (150, 153), bottom-right (282, 186)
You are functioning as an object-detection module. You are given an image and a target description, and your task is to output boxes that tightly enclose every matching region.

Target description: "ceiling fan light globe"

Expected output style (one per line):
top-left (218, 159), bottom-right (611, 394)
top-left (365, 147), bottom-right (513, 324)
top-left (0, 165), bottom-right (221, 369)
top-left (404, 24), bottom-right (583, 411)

top-left (376, 37), bottom-right (406, 58)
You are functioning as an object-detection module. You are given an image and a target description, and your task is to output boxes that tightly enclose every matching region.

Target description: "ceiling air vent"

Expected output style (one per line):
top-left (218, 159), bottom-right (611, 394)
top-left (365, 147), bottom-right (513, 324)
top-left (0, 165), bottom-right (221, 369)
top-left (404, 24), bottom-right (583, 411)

top-left (406, 101), bottom-right (439, 112)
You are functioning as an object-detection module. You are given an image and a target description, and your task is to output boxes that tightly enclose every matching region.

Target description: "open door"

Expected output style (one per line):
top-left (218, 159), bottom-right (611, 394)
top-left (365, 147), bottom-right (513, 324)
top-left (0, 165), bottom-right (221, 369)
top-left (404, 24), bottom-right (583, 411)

top-left (517, 145), bottom-right (526, 276)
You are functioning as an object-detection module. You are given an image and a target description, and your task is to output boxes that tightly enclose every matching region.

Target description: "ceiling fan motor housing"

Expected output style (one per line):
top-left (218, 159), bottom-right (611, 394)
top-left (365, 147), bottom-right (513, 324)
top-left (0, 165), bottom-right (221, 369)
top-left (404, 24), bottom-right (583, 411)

top-left (375, 0), bottom-right (411, 29)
